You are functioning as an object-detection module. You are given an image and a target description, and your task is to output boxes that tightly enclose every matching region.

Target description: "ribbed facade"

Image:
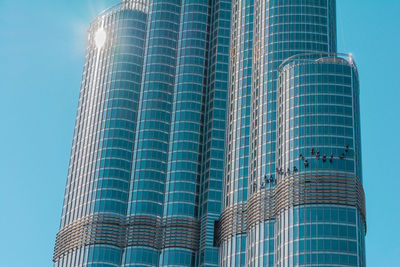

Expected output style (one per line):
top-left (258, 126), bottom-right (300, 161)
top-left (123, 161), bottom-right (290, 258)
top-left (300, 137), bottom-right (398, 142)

top-left (54, 2), bottom-right (148, 266)
top-left (55, 0), bottom-right (366, 266)
top-left (249, 2), bottom-right (337, 266)
top-left (198, 0), bottom-right (231, 266)
top-left (54, 0), bottom-right (230, 266)
top-left (275, 53), bottom-right (365, 266)
top-left (218, 1), bottom-right (366, 267)
top-left (220, 0), bottom-right (253, 265)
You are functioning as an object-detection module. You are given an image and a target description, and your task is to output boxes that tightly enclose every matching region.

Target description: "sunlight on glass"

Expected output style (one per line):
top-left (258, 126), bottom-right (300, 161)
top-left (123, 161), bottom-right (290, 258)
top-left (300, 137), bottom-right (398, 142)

top-left (95, 27), bottom-right (106, 48)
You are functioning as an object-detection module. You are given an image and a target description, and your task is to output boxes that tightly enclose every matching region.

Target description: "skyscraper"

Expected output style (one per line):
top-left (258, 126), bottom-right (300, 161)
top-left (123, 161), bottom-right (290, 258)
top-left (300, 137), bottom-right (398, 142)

top-left (54, 0), bottom-right (231, 266)
top-left (275, 52), bottom-right (365, 266)
top-left (217, 1), bottom-right (365, 267)
top-left (54, 0), bottom-right (366, 266)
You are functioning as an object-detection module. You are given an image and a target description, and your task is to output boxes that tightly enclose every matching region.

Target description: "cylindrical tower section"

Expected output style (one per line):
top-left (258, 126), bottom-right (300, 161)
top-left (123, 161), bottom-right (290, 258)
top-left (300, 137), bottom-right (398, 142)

top-left (218, 0), bottom-right (253, 266)
top-left (274, 53), bottom-right (365, 266)
top-left (159, 0), bottom-right (210, 265)
top-left (198, 0), bottom-right (232, 265)
top-left (123, 0), bottom-right (181, 266)
top-left (248, 1), bottom-right (337, 266)
top-left (53, 2), bottom-right (148, 266)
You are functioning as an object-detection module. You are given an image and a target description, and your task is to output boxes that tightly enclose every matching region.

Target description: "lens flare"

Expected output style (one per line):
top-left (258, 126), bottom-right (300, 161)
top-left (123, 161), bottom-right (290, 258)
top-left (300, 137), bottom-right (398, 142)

top-left (94, 27), bottom-right (106, 48)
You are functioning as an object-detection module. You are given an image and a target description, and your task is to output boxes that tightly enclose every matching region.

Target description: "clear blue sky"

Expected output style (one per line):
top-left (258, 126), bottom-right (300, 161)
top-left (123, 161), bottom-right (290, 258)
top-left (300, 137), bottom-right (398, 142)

top-left (0, 1), bottom-right (399, 266)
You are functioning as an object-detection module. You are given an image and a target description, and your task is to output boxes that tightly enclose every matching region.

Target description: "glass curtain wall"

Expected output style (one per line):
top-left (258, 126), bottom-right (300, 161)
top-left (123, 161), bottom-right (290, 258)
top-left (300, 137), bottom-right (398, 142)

top-left (198, 0), bottom-right (232, 266)
top-left (159, 0), bottom-right (210, 265)
top-left (125, 0), bottom-right (183, 265)
top-left (275, 53), bottom-right (365, 266)
top-left (247, 1), bottom-right (337, 266)
top-left (219, 0), bottom-right (253, 266)
top-left (54, 2), bottom-right (148, 266)
top-left (54, 0), bottom-right (231, 266)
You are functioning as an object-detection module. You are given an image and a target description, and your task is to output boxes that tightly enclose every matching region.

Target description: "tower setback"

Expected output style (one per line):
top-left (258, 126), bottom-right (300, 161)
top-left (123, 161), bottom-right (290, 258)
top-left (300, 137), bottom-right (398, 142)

top-left (54, 0), bottom-right (366, 266)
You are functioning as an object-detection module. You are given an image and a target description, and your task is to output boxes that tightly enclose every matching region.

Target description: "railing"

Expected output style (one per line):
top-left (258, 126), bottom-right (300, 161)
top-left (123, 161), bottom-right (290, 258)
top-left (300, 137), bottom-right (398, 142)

top-left (90, 0), bottom-right (148, 27)
top-left (278, 52), bottom-right (358, 74)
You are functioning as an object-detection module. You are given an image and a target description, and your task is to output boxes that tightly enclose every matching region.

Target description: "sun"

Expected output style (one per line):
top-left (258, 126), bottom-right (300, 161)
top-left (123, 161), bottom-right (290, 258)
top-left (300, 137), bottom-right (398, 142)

top-left (94, 27), bottom-right (106, 49)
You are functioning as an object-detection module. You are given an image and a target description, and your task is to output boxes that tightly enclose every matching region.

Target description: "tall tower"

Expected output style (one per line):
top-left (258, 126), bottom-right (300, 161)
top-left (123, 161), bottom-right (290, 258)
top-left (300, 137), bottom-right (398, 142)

top-left (54, 0), bottom-right (366, 266)
top-left (249, 1), bottom-right (337, 266)
top-left (53, 0), bottom-right (231, 266)
top-left (218, 0), bottom-right (253, 266)
top-left (275, 53), bottom-right (365, 266)
top-left (54, 2), bottom-right (148, 266)
top-left (217, 1), bottom-right (366, 267)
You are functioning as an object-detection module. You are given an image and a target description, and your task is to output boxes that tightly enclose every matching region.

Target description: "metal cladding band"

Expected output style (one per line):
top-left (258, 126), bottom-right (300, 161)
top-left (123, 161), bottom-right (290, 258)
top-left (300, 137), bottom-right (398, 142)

top-left (214, 203), bottom-right (247, 246)
top-left (125, 216), bottom-right (200, 250)
top-left (275, 172), bottom-right (366, 226)
top-left (246, 189), bottom-right (275, 229)
top-left (215, 190), bottom-right (274, 246)
top-left (161, 217), bottom-right (200, 251)
top-left (53, 215), bottom-right (200, 261)
top-left (125, 215), bottom-right (161, 249)
top-left (216, 172), bottom-right (366, 245)
top-left (54, 214), bottom-right (125, 261)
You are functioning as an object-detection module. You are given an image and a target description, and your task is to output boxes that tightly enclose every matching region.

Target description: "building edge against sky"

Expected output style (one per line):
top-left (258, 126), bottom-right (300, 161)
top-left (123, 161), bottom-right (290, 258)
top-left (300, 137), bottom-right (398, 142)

top-left (54, 0), bottom-right (231, 266)
top-left (54, 0), bottom-right (366, 266)
top-left (54, 1), bottom-right (148, 266)
top-left (218, 1), bottom-right (365, 266)
top-left (274, 53), bottom-right (365, 266)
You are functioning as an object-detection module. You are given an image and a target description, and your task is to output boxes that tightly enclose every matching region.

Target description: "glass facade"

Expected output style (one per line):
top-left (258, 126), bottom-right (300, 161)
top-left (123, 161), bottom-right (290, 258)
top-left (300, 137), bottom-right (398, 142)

top-left (275, 53), bottom-right (365, 266)
top-left (54, 2), bottom-right (148, 266)
top-left (54, 0), bottom-right (366, 266)
top-left (220, 0), bottom-right (253, 266)
top-left (250, 0), bottom-right (337, 195)
top-left (54, 0), bottom-right (230, 266)
top-left (198, 0), bottom-right (231, 266)
top-left (249, 6), bottom-right (337, 264)
top-left (218, 1), bottom-right (366, 267)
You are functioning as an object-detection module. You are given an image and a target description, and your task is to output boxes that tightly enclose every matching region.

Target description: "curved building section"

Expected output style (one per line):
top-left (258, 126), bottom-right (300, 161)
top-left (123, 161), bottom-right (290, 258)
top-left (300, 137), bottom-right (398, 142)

top-left (251, 0), bottom-right (337, 200)
top-left (197, 0), bottom-right (231, 266)
top-left (159, 0), bottom-right (210, 265)
top-left (54, 0), bottom-right (234, 266)
top-left (219, 0), bottom-right (253, 266)
top-left (54, 0), bottom-right (368, 266)
top-left (275, 53), bottom-right (365, 266)
top-left (247, 1), bottom-right (337, 266)
top-left (54, 1), bottom-right (148, 266)
top-left (124, 0), bottom-right (181, 265)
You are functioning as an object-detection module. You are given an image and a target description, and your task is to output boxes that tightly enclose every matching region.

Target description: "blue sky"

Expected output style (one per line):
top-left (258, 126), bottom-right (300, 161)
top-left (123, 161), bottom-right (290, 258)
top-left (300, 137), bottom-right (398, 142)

top-left (0, 1), bottom-right (399, 266)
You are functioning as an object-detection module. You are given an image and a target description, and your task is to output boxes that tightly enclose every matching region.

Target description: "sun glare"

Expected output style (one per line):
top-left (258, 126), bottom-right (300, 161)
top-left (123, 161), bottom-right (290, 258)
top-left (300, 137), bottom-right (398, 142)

top-left (95, 27), bottom-right (106, 49)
